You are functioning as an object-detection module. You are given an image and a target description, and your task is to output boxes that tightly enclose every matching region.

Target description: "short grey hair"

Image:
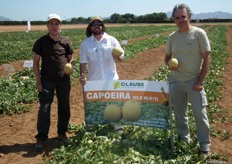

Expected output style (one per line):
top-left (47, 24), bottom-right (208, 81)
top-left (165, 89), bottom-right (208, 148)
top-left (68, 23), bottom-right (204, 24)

top-left (172, 3), bottom-right (192, 19)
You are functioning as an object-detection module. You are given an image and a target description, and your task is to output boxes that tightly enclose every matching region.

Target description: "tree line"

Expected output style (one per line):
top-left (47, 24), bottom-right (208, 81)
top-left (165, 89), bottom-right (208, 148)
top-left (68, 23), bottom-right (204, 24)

top-left (0, 12), bottom-right (168, 25)
top-left (0, 12), bottom-right (231, 26)
top-left (70, 12), bottom-right (168, 24)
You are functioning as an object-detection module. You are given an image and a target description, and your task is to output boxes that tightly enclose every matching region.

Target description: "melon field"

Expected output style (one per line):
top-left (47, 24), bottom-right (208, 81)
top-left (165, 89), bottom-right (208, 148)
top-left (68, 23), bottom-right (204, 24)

top-left (0, 23), bottom-right (232, 163)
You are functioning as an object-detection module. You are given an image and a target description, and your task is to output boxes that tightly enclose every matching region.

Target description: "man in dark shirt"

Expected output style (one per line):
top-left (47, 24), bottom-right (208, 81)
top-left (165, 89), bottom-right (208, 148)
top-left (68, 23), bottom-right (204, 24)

top-left (32, 13), bottom-right (74, 151)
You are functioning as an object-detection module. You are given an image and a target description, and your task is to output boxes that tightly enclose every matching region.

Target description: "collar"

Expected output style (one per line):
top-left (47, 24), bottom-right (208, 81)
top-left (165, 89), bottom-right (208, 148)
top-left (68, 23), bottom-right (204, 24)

top-left (91, 32), bottom-right (107, 41)
top-left (47, 33), bottom-right (61, 42)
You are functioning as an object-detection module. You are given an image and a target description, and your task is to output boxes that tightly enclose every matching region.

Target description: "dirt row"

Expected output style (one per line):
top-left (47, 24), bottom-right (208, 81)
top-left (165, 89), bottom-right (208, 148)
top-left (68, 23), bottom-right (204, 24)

top-left (0, 24), bottom-right (231, 163)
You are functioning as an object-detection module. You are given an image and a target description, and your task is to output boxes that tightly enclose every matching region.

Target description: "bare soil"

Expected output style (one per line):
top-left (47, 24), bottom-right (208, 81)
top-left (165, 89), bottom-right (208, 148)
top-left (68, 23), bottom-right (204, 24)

top-left (0, 25), bottom-right (231, 164)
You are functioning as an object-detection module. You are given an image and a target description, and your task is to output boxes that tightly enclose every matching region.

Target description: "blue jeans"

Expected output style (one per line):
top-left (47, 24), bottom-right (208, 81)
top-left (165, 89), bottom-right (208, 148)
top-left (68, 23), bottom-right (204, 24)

top-left (35, 80), bottom-right (71, 141)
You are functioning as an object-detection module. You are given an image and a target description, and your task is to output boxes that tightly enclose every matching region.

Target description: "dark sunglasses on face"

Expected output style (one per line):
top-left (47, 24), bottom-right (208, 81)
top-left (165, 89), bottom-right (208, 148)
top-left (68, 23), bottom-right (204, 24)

top-left (90, 21), bottom-right (103, 26)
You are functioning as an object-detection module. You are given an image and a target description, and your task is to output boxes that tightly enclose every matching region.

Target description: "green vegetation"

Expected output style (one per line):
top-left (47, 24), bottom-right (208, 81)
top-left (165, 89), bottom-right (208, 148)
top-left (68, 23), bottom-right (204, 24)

top-left (0, 25), bottom-right (230, 163)
top-left (0, 25), bottom-right (175, 64)
top-left (45, 25), bottom-right (230, 163)
top-left (0, 68), bottom-right (36, 114)
top-left (0, 25), bottom-right (173, 115)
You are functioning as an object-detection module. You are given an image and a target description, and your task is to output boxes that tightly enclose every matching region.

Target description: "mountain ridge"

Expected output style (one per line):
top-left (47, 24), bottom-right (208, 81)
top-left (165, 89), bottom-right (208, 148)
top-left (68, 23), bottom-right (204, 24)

top-left (0, 16), bottom-right (11, 21)
top-left (166, 11), bottom-right (232, 19)
top-left (1, 11), bottom-right (232, 21)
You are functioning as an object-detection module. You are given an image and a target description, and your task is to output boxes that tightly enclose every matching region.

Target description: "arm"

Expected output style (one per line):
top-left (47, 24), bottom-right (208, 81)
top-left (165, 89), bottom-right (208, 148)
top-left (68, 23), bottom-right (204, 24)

top-left (112, 38), bottom-right (124, 63)
top-left (165, 53), bottom-right (172, 65)
top-left (79, 63), bottom-right (87, 85)
top-left (112, 53), bottom-right (124, 62)
top-left (33, 54), bottom-right (43, 92)
top-left (193, 51), bottom-right (211, 91)
top-left (67, 53), bottom-right (74, 65)
top-left (198, 51), bottom-right (211, 82)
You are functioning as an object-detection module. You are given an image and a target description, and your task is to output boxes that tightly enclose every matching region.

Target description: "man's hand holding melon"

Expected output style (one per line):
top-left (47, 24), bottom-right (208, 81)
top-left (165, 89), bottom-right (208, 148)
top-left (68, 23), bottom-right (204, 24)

top-left (112, 46), bottom-right (124, 62)
top-left (64, 63), bottom-right (74, 75)
top-left (168, 58), bottom-right (179, 70)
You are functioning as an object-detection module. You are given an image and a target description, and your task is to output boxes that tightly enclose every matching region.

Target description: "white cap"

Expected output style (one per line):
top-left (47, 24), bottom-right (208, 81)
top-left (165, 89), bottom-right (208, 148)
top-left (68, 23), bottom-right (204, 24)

top-left (47, 14), bottom-right (61, 22)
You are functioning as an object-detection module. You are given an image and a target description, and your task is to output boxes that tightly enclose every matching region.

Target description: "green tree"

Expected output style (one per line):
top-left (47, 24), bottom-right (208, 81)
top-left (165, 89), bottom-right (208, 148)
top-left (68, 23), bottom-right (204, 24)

top-left (110, 13), bottom-right (121, 23)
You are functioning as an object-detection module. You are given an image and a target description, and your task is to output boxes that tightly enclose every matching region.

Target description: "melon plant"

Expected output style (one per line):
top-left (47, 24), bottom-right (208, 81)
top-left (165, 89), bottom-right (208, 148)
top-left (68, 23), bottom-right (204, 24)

top-left (122, 100), bottom-right (141, 121)
top-left (104, 104), bottom-right (122, 122)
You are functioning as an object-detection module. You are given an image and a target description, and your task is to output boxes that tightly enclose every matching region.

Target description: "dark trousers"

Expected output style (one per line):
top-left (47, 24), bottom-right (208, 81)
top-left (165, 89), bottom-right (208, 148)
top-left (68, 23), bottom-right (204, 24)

top-left (35, 80), bottom-right (71, 141)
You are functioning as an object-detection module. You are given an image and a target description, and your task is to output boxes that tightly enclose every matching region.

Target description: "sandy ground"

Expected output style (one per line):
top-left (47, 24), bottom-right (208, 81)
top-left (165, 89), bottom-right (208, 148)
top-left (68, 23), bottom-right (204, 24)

top-left (0, 22), bottom-right (231, 32)
top-left (0, 24), bottom-right (231, 164)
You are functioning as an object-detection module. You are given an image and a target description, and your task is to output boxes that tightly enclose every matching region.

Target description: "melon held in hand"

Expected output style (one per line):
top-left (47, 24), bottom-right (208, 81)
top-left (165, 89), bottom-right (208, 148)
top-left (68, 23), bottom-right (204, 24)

top-left (112, 47), bottom-right (123, 56)
top-left (168, 58), bottom-right (178, 69)
top-left (64, 63), bottom-right (74, 75)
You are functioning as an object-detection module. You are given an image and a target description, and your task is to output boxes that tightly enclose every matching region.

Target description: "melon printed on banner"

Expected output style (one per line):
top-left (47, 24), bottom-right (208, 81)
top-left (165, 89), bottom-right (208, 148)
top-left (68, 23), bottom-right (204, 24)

top-left (83, 80), bottom-right (171, 129)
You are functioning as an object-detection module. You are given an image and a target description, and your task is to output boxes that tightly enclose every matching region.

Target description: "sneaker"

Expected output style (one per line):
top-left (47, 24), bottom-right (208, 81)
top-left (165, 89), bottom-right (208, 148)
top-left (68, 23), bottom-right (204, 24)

top-left (200, 150), bottom-right (209, 154)
top-left (57, 134), bottom-right (69, 143)
top-left (114, 124), bottom-right (124, 135)
top-left (177, 136), bottom-right (190, 144)
top-left (200, 143), bottom-right (210, 156)
top-left (34, 140), bottom-right (44, 151)
top-left (199, 150), bottom-right (210, 157)
top-left (115, 128), bottom-right (124, 135)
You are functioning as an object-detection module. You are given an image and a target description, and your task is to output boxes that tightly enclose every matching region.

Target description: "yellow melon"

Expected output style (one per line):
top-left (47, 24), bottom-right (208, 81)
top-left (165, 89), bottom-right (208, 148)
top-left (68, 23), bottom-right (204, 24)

top-left (122, 100), bottom-right (141, 121)
top-left (104, 104), bottom-right (122, 122)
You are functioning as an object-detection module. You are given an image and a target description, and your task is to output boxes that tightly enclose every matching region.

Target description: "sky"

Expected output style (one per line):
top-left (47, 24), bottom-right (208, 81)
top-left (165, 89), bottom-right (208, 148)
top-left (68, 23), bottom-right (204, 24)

top-left (1, 0), bottom-right (232, 21)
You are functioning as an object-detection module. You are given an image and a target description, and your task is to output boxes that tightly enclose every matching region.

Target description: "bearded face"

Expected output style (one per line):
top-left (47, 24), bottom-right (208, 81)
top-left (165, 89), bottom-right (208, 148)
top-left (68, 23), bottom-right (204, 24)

top-left (90, 21), bottom-right (103, 35)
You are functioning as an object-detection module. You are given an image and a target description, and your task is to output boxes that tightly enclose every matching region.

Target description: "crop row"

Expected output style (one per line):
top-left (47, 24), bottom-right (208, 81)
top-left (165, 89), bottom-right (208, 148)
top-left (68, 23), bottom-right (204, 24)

top-left (46, 25), bottom-right (231, 163)
top-left (0, 25), bottom-right (176, 115)
top-left (0, 25), bottom-right (176, 64)
top-left (0, 25), bottom-right (230, 163)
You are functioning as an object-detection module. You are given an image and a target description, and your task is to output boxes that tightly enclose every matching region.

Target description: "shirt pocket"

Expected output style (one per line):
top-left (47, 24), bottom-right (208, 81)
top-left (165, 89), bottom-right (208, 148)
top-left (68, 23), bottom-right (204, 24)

top-left (86, 48), bottom-right (98, 62)
top-left (99, 44), bottom-right (113, 59)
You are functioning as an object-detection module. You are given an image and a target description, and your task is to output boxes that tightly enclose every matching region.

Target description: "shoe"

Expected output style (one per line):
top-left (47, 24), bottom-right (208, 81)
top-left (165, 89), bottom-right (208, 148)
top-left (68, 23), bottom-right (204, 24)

top-left (177, 136), bottom-right (190, 144)
top-left (116, 129), bottom-right (124, 135)
top-left (114, 125), bottom-right (124, 135)
top-left (35, 140), bottom-right (44, 151)
top-left (114, 127), bottom-right (124, 135)
top-left (57, 134), bottom-right (69, 143)
top-left (200, 150), bottom-right (209, 154)
top-left (199, 143), bottom-right (210, 156)
top-left (200, 150), bottom-right (210, 157)
top-left (200, 143), bottom-right (210, 152)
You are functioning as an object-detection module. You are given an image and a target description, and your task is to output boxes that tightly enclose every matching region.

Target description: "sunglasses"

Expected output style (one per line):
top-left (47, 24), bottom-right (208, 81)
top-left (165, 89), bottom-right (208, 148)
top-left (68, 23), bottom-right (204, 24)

top-left (90, 21), bottom-right (103, 26)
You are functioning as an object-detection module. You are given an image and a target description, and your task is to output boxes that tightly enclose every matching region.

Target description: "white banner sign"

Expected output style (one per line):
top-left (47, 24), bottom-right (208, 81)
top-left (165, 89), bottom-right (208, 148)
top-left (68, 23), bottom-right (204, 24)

top-left (84, 80), bottom-right (170, 129)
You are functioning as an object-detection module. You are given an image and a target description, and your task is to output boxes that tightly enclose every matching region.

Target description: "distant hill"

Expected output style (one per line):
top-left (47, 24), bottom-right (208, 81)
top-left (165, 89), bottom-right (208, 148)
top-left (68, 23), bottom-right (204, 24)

top-left (166, 11), bottom-right (232, 19)
top-left (192, 11), bottom-right (232, 19)
top-left (1, 11), bottom-right (232, 21)
top-left (65, 18), bottom-right (72, 22)
top-left (0, 16), bottom-right (11, 21)
top-left (64, 12), bottom-right (232, 22)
